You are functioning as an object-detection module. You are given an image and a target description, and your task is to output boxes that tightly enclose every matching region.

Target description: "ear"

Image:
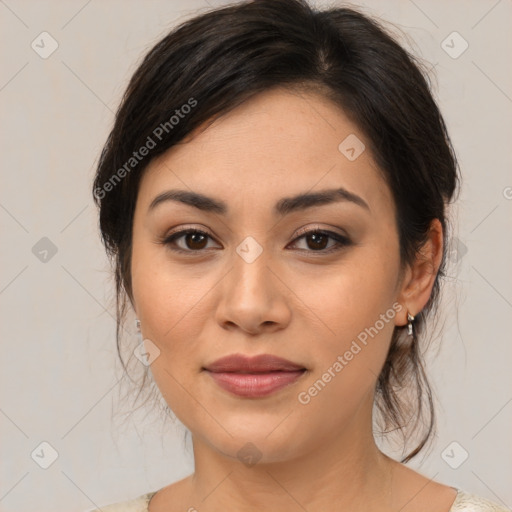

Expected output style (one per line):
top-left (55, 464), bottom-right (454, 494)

top-left (395, 218), bottom-right (444, 327)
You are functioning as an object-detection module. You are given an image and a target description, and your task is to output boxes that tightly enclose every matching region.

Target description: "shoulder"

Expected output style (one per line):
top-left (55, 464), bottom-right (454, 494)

top-left (450, 490), bottom-right (511, 512)
top-left (84, 491), bottom-right (157, 512)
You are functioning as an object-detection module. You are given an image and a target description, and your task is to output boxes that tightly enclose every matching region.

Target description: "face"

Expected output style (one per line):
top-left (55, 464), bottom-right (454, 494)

top-left (130, 87), bottom-right (408, 464)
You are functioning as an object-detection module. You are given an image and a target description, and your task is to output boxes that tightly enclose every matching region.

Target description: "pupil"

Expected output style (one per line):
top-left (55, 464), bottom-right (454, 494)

top-left (187, 233), bottom-right (207, 249)
top-left (308, 233), bottom-right (327, 250)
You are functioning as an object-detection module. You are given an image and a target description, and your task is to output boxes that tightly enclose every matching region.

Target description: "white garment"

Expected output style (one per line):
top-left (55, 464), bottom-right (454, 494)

top-left (87, 488), bottom-right (511, 511)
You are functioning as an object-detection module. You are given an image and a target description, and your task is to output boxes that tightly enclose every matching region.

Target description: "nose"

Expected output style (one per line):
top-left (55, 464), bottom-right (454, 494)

top-left (214, 246), bottom-right (292, 336)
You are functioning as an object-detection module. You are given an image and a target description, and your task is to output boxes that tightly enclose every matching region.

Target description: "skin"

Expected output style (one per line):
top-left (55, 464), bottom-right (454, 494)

top-left (130, 86), bottom-right (456, 512)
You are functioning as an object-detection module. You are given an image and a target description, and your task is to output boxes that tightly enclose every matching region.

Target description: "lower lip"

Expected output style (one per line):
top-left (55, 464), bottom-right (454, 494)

top-left (206, 370), bottom-right (306, 398)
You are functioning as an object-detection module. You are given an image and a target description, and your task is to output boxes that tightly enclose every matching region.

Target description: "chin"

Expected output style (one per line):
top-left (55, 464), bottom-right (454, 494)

top-left (191, 413), bottom-right (314, 466)
top-left (214, 436), bottom-right (303, 466)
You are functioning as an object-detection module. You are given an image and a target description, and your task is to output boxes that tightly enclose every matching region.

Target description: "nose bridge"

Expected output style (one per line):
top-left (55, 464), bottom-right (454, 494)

top-left (214, 233), bottom-right (291, 333)
top-left (231, 233), bottom-right (272, 301)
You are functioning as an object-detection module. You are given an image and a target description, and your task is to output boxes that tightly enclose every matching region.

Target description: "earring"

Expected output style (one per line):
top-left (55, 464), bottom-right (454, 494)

top-left (407, 312), bottom-right (415, 336)
top-left (135, 318), bottom-right (142, 343)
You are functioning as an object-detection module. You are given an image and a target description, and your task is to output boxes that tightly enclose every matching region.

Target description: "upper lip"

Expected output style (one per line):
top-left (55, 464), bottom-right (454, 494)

top-left (204, 353), bottom-right (306, 373)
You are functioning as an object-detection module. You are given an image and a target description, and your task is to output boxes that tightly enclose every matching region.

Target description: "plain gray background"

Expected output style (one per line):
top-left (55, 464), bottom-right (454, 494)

top-left (1, 0), bottom-right (511, 510)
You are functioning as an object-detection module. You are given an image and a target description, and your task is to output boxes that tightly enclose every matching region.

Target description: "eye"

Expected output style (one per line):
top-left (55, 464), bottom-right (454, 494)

top-left (288, 228), bottom-right (352, 254)
top-left (159, 226), bottom-right (352, 255)
top-left (160, 228), bottom-right (219, 254)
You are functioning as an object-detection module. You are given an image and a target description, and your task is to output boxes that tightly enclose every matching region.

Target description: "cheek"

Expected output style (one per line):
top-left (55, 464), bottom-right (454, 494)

top-left (294, 278), bottom-right (399, 437)
top-left (131, 242), bottom-right (221, 376)
top-left (131, 254), bottom-right (211, 423)
top-left (132, 238), bottom-right (187, 322)
top-left (294, 247), bottom-right (400, 393)
top-left (131, 242), bottom-right (185, 344)
top-left (295, 253), bottom-right (399, 344)
top-left (133, 271), bottom-right (205, 355)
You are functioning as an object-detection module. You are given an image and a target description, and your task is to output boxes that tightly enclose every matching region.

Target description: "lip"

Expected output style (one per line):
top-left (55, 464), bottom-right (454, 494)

top-left (204, 353), bottom-right (305, 373)
top-left (203, 353), bottom-right (307, 398)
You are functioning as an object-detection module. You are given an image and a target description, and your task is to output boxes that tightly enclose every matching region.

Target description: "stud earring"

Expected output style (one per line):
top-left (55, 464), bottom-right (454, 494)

top-left (135, 318), bottom-right (142, 343)
top-left (407, 312), bottom-right (415, 336)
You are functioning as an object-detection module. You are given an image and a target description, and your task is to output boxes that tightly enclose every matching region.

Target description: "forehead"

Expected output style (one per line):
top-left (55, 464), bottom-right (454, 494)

top-left (138, 87), bottom-right (394, 220)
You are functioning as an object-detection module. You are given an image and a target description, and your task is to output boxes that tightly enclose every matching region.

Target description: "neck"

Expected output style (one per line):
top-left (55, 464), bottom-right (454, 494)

top-left (185, 405), bottom-right (395, 512)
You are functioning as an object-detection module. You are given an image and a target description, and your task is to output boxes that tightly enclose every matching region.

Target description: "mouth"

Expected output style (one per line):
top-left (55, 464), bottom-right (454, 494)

top-left (202, 353), bottom-right (307, 398)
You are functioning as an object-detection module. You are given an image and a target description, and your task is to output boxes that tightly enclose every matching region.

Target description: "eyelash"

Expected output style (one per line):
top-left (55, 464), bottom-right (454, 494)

top-left (159, 226), bottom-right (352, 255)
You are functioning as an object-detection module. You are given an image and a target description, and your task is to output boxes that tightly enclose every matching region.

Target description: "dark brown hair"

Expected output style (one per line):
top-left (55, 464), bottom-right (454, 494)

top-left (92, 0), bottom-right (460, 461)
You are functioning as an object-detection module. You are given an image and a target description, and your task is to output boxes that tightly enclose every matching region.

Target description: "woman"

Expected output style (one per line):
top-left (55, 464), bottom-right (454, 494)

top-left (90, 0), bottom-right (509, 510)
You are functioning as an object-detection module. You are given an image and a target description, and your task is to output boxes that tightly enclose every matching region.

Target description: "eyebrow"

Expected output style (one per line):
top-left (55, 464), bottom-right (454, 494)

top-left (148, 187), bottom-right (370, 216)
